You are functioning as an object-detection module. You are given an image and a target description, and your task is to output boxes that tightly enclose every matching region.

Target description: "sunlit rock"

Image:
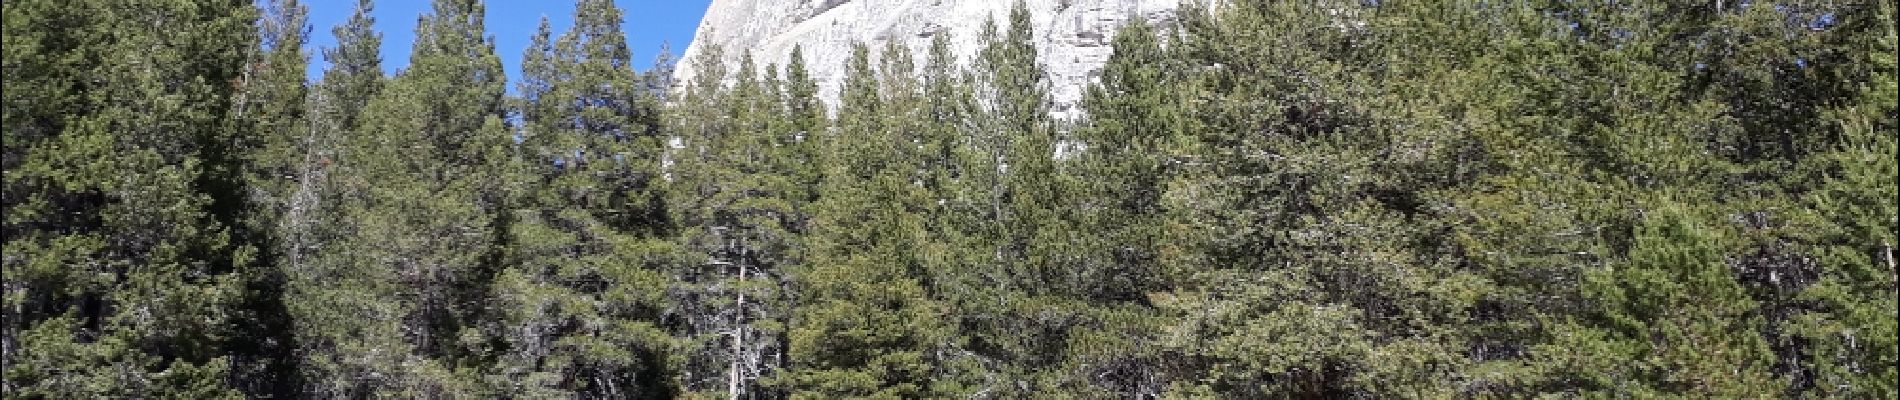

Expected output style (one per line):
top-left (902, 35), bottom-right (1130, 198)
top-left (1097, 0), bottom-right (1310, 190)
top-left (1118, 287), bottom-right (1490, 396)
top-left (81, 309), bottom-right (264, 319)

top-left (676, 0), bottom-right (1183, 120)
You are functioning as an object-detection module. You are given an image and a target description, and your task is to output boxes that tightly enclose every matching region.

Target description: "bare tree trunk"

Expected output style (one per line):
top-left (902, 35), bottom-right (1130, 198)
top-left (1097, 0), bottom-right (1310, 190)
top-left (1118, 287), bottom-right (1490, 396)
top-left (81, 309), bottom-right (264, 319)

top-left (1885, 242), bottom-right (1895, 295)
top-left (729, 262), bottom-right (747, 400)
top-left (282, 94), bottom-right (331, 279)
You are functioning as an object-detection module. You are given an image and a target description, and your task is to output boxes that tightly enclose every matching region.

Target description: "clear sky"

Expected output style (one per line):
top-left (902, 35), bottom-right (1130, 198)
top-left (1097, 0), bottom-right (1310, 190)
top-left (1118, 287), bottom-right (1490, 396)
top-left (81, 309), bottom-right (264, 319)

top-left (305, 0), bottom-right (712, 85)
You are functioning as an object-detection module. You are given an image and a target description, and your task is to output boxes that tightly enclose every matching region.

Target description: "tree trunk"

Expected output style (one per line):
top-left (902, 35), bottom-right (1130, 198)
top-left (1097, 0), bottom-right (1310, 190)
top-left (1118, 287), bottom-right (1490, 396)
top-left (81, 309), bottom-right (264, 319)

top-left (729, 262), bottom-right (747, 400)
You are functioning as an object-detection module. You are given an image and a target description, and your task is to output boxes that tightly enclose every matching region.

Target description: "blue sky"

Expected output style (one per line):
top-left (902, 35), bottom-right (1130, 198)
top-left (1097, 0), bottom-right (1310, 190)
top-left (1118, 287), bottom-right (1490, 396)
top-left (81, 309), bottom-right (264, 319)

top-left (305, 0), bottom-right (712, 84)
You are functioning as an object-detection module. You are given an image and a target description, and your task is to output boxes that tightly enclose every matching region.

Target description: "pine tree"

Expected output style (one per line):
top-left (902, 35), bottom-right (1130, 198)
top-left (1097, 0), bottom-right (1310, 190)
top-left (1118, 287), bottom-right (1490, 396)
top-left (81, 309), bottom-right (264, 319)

top-left (912, 31), bottom-right (978, 394)
top-left (322, 0), bottom-right (513, 395)
top-left (281, 0), bottom-right (408, 396)
top-left (1545, 204), bottom-right (1780, 397)
top-left (1421, 1), bottom-right (1856, 396)
top-left (646, 42), bottom-right (680, 101)
top-left (975, 3), bottom-right (1060, 283)
top-left (4, 0), bottom-right (1894, 396)
top-left (1041, 17), bottom-right (1184, 397)
top-left (917, 34), bottom-right (975, 221)
top-left (1152, 2), bottom-right (1490, 396)
top-left (494, 1), bottom-right (678, 397)
top-left (223, 0), bottom-right (314, 394)
top-left (1070, 17), bottom-right (1177, 303)
top-left (669, 49), bottom-right (810, 399)
top-left (783, 45), bottom-right (828, 211)
top-left (237, 0), bottom-right (312, 213)
top-left (1777, 0), bottom-right (1898, 395)
top-left (785, 43), bottom-right (950, 399)
top-left (317, 0), bottom-right (384, 132)
top-left (950, 3), bottom-right (1088, 393)
top-left (2, 0), bottom-right (259, 396)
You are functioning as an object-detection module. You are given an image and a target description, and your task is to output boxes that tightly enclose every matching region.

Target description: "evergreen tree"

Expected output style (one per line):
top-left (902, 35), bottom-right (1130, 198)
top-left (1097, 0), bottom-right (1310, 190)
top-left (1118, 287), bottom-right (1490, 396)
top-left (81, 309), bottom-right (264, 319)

top-left (952, 3), bottom-right (1089, 394)
top-left (1391, 1), bottom-right (1875, 396)
top-left (237, 0), bottom-right (311, 214)
top-left (1156, 2), bottom-right (1485, 396)
top-left (320, 0), bottom-right (512, 395)
top-left (1545, 204), bottom-right (1780, 397)
top-left (494, 1), bottom-right (677, 397)
top-left (973, 3), bottom-right (1060, 281)
top-left (224, 0), bottom-right (313, 394)
top-left (783, 45), bottom-right (828, 211)
top-left (282, 0), bottom-right (406, 396)
top-left (669, 50), bottom-right (807, 399)
top-left (2, 0), bottom-right (1893, 397)
top-left (646, 42), bottom-right (680, 101)
top-left (1452, 2), bottom-right (1858, 396)
top-left (912, 32), bottom-right (996, 397)
top-left (1046, 17), bottom-right (1183, 397)
top-left (1765, 0), bottom-right (1898, 395)
top-left (3, 0), bottom-right (259, 396)
top-left (315, 0), bottom-right (383, 134)
top-left (917, 34), bottom-right (975, 219)
top-left (1070, 17), bottom-right (1177, 304)
top-left (786, 43), bottom-right (950, 399)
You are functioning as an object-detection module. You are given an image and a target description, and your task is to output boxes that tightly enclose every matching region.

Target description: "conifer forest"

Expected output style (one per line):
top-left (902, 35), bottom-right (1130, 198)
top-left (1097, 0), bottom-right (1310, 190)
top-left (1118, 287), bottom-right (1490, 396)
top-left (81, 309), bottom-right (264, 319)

top-left (3, 0), bottom-right (1896, 398)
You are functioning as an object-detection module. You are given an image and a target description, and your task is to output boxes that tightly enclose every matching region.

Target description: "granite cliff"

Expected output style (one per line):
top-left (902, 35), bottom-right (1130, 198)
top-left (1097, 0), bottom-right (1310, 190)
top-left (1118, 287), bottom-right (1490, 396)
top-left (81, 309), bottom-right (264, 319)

top-left (676, 0), bottom-right (1183, 119)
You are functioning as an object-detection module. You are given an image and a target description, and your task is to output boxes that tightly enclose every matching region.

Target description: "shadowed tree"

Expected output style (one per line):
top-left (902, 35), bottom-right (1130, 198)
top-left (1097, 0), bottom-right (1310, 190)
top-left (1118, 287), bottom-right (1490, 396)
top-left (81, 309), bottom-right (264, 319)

top-left (3, 0), bottom-right (259, 397)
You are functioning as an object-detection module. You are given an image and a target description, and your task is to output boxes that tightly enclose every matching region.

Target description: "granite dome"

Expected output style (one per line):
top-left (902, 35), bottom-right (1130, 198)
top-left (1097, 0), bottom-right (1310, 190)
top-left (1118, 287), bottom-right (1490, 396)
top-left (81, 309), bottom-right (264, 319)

top-left (675, 0), bottom-right (1183, 119)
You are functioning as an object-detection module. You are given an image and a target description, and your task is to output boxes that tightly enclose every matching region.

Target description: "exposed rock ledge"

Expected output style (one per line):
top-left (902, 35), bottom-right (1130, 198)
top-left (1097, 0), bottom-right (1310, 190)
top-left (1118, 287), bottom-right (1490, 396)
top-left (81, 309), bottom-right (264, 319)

top-left (675, 0), bottom-right (1184, 120)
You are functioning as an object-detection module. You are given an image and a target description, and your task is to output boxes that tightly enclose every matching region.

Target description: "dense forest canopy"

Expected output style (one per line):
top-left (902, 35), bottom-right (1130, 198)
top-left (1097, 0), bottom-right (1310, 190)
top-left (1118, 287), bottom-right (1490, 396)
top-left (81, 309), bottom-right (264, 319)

top-left (3, 0), bottom-right (1895, 398)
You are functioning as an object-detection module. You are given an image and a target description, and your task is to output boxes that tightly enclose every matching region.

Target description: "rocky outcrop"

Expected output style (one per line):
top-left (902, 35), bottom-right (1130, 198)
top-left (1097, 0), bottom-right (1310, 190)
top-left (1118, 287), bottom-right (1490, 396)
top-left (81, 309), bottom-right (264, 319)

top-left (676, 0), bottom-right (1183, 119)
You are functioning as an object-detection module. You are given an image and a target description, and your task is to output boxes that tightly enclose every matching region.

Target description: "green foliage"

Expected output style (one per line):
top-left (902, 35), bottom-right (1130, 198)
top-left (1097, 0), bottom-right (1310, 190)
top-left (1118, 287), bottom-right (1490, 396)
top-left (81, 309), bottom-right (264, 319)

top-left (281, 1), bottom-right (396, 397)
top-left (782, 45), bottom-right (829, 210)
top-left (782, 43), bottom-right (953, 399)
top-left (225, 0), bottom-right (312, 393)
top-left (300, 0), bottom-right (514, 395)
top-left (316, 0), bottom-right (383, 133)
top-left (1777, 1), bottom-right (1900, 395)
top-left (3, 0), bottom-right (258, 395)
top-left (668, 46), bottom-right (818, 397)
top-left (1547, 204), bottom-right (1779, 397)
top-left (4, 1), bottom-right (1893, 398)
top-left (494, 1), bottom-right (678, 397)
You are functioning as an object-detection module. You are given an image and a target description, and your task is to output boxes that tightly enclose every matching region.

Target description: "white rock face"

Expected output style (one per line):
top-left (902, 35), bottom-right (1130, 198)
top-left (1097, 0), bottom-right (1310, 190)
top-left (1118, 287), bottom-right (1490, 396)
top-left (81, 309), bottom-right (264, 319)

top-left (676, 0), bottom-right (1183, 119)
